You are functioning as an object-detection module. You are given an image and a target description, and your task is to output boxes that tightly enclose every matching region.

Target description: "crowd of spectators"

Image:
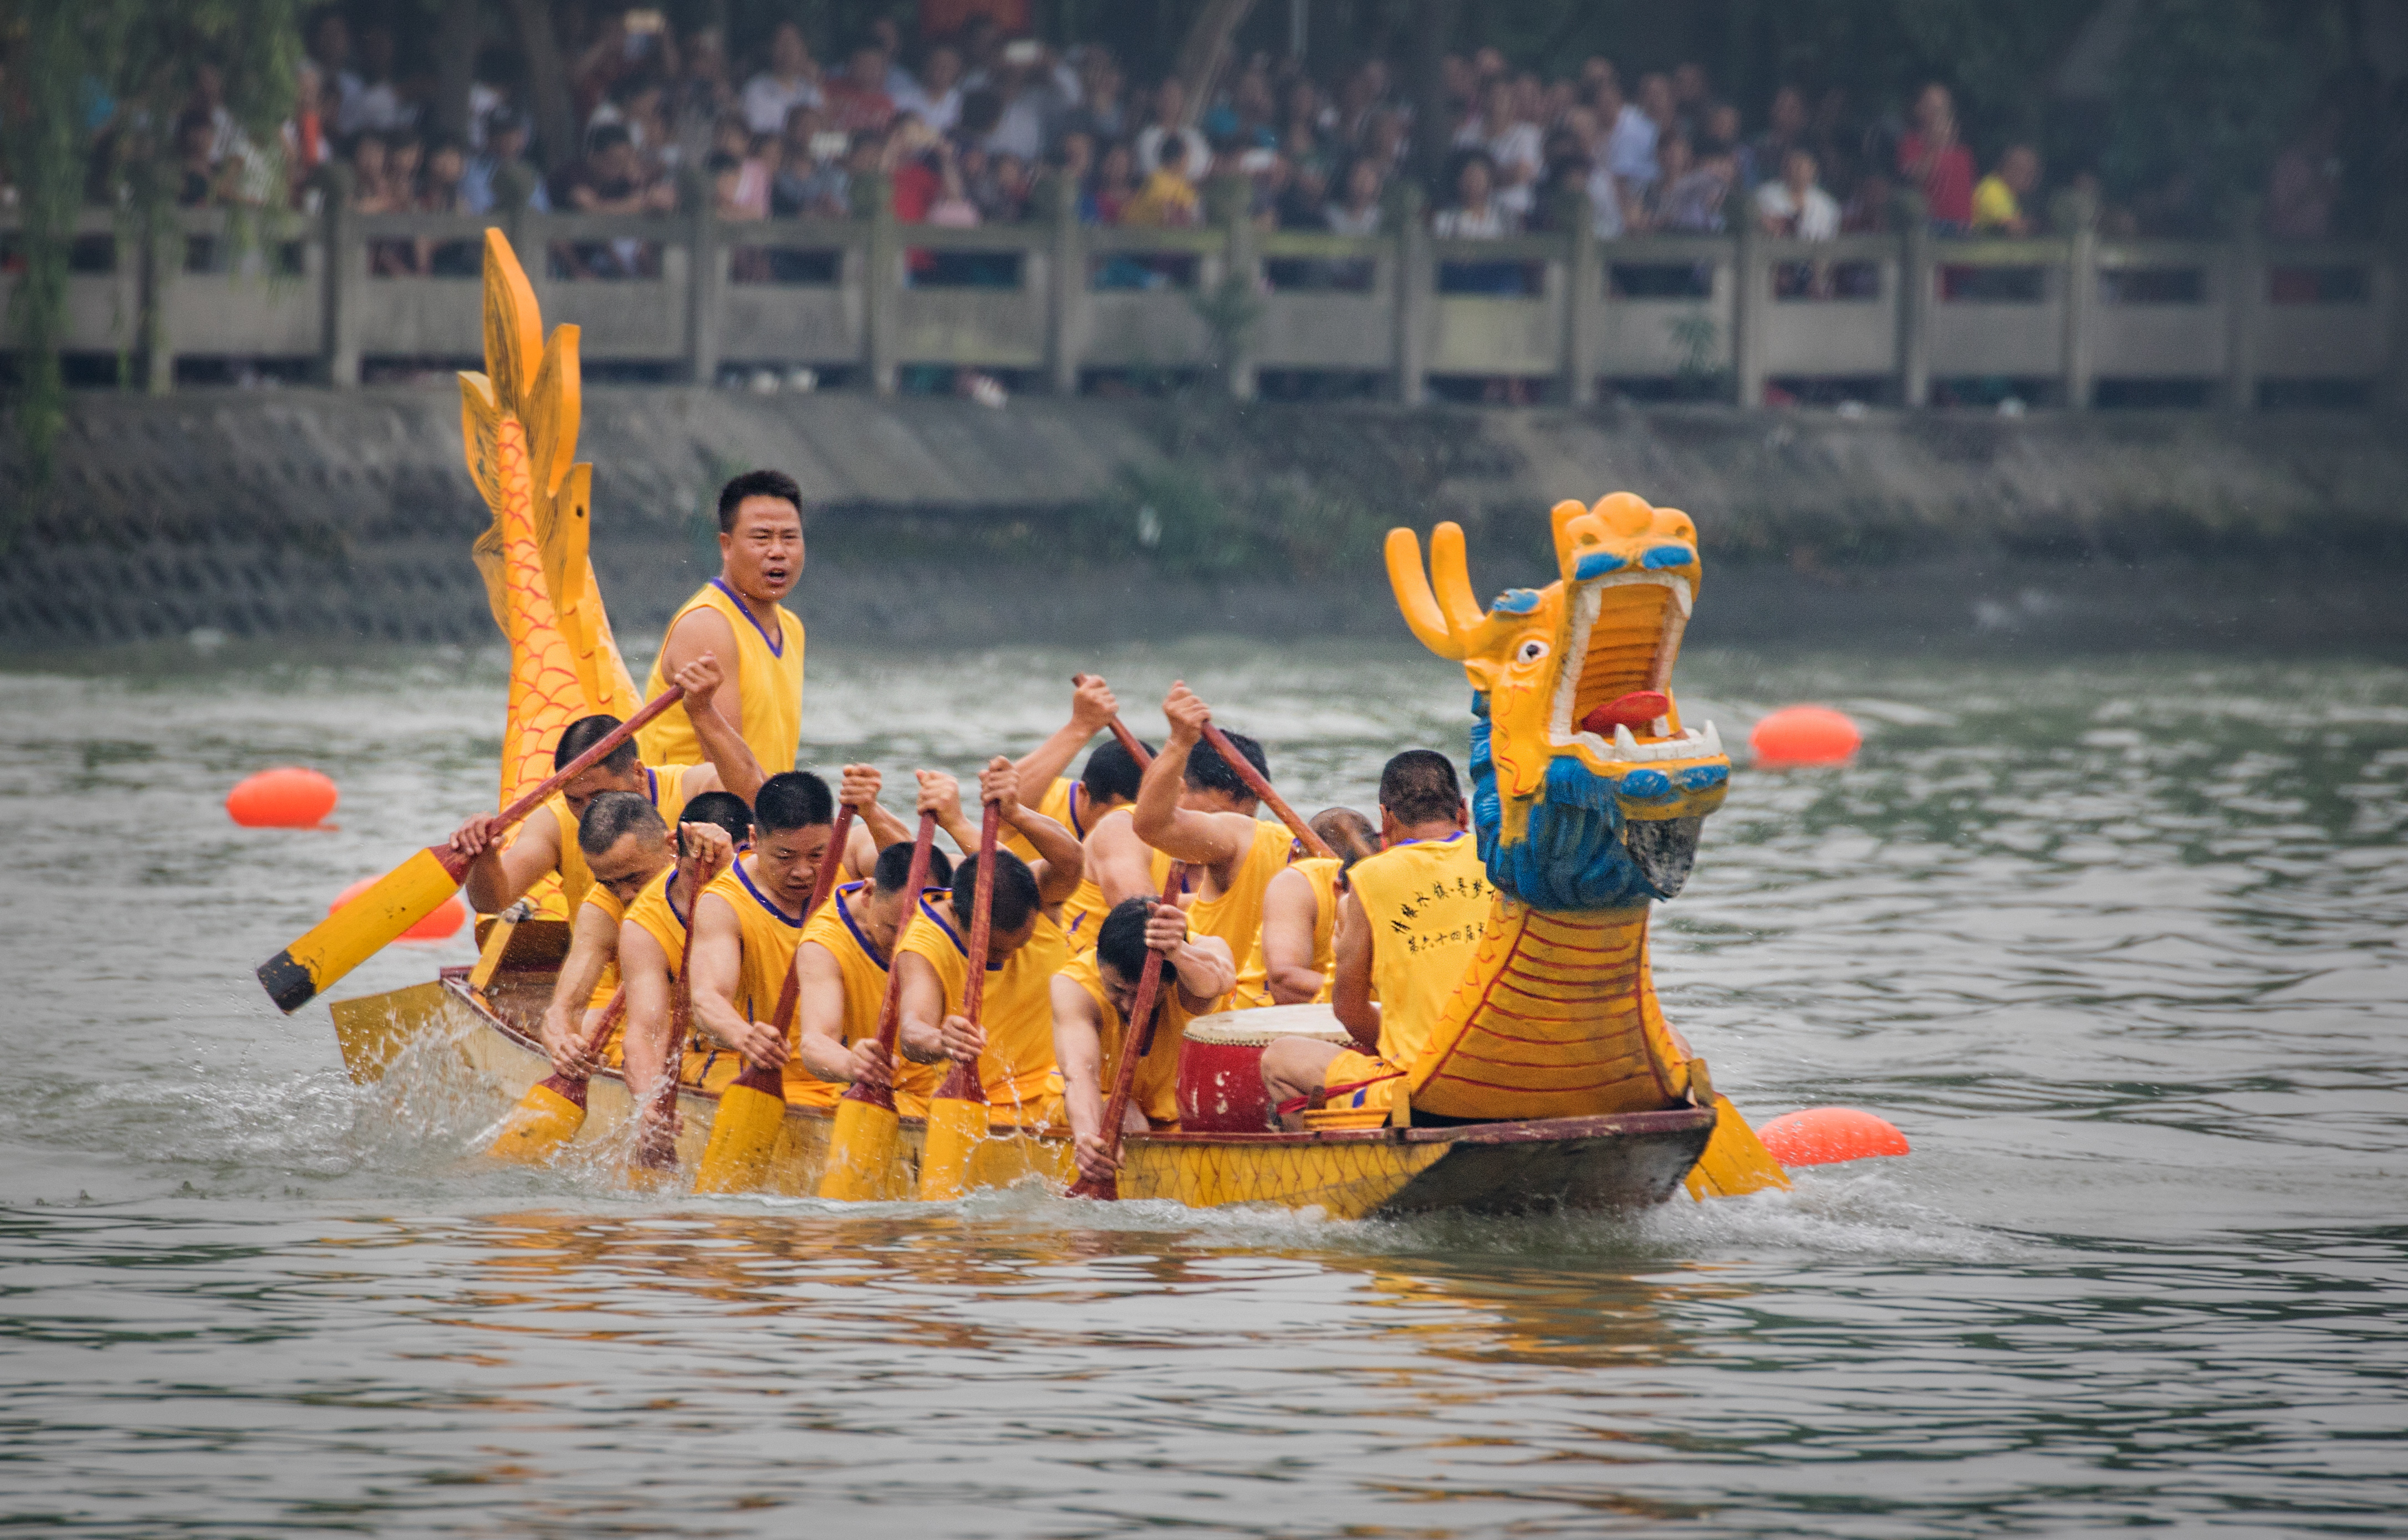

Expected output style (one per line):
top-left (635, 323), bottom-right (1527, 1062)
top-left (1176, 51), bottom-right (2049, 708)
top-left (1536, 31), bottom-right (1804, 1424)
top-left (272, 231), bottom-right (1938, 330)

top-left (111, 2), bottom-right (2401, 286)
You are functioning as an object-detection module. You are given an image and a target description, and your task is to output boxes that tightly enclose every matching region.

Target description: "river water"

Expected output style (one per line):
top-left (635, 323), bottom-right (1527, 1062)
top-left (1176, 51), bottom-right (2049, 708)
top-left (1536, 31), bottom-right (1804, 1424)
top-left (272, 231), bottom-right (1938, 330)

top-left (2, 637), bottom-right (2404, 1537)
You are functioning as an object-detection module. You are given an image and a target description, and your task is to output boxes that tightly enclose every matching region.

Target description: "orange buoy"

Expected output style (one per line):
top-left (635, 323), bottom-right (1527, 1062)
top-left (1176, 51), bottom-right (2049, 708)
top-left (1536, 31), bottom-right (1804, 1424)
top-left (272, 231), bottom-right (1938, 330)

top-left (1749, 705), bottom-right (1861, 766)
top-left (330, 876), bottom-right (467, 942)
top-left (227, 767), bottom-right (340, 828)
top-left (1756, 1107), bottom-right (1910, 1167)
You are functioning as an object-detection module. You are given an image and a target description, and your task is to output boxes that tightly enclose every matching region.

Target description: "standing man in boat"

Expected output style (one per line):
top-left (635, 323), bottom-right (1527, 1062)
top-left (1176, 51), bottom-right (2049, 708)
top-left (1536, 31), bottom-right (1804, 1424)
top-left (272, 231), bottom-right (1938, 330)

top-left (1259, 751), bottom-right (1488, 1127)
top-left (1052, 896), bottom-right (1237, 1184)
top-left (897, 759), bottom-right (1085, 1127)
top-left (448, 652), bottom-right (764, 919)
top-left (1243, 806), bottom-right (1378, 1007)
top-left (640, 469), bottom-right (810, 776)
top-left (1130, 683), bottom-right (1291, 1008)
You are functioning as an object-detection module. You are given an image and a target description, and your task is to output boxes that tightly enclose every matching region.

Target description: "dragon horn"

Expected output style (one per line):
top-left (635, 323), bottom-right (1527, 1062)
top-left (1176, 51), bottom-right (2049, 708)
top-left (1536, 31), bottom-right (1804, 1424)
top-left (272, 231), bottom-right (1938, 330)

top-left (1386, 526), bottom-right (1471, 659)
top-left (1427, 521), bottom-right (1489, 642)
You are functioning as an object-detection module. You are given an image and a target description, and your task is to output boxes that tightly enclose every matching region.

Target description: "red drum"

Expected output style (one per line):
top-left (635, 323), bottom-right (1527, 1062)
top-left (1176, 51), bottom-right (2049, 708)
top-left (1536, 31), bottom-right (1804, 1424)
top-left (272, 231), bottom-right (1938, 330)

top-left (1178, 1005), bottom-right (1355, 1133)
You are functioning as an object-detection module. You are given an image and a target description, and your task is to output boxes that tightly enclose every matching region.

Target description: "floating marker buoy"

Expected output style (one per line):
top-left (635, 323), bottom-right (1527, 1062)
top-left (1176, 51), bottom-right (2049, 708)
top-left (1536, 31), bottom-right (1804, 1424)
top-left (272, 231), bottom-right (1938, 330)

top-left (1749, 705), bottom-right (1861, 766)
top-left (330, 877), bottom-right (466, 942)
top-left (1756, 1107), bottom-right (1910, 1166)
top-left (226, 767), bottom-right (340, 828)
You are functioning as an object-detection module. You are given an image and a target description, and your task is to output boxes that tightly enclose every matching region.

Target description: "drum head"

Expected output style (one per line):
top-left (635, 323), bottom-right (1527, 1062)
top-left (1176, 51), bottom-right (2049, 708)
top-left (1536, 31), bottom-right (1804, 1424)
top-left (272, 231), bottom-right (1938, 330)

top-left (1183, 1003), bottom-right (1351, 1046)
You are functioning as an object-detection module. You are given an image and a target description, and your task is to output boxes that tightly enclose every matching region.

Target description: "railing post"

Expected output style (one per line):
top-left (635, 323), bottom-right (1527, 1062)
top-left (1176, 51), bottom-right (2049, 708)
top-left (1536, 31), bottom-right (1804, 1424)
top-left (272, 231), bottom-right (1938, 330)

top-left (856, 171), bottom-right (897, 396)
top-left (1206, 174), bottom-right (1257, 400)
top-left (1896, 189), bottom-right (1930, 408)
top-left (1043, 172), bottom-right (1084, 395)
top-left (1563, 188), bottom-right (1599, 405)
top-left (1732, 201), bottom-right (1766, 408)
top-left (317, 163), bottom-right (361, 387)
top-left (2059, 184), bottom-right (2099, 409)
top-left (1390, 181), bottom-right (1428, 406)
top-left (681, 167), bottom-right (720, 386)
top-left (139, 213), bottom-right (178, 395)
top-left (2225, 198), bottom-right (2262, 412)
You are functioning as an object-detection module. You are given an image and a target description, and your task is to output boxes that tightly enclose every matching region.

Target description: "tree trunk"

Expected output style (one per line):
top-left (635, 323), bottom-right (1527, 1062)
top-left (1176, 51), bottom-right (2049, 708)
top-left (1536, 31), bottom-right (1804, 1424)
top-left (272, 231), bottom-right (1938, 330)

top-left (504, 0), bottom-right (578, 177)
top-left (1405, 0), bottom-right (1461, 196)
top-left (1170, 0), bottom-right (1257, 127)
top-left (433, 0), bottom-right (482, 143)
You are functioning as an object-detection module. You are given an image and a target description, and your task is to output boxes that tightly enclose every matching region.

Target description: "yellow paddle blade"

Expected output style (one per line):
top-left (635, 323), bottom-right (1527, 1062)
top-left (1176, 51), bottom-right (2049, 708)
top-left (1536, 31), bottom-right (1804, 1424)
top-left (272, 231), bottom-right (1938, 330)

top-left (692, 1080), bottom-right (788, 1194)
top-left (486, 1079), bottom-right (587, 1164)
top-left (1685, 1094), bottom-right (1793, 1200)
top-left (916, 1097), bottom-right (990, 1201)
top-left (817, 1097), bottom-right (904, 1201)
top-left (258, 847), bottom-right (462, 1013)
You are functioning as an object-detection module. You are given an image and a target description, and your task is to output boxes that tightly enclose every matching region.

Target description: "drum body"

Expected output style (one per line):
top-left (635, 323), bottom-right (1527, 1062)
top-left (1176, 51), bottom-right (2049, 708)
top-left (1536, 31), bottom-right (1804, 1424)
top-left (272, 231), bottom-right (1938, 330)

top-left (1178, 1005), bottom-right (1355, 1132)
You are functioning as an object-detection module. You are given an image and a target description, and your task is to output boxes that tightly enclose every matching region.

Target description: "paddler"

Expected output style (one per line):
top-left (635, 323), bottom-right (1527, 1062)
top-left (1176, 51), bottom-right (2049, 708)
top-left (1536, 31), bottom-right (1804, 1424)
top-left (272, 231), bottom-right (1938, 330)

top-left (639, 469), bottom-right (809, 775)
top-left (1259, 751), bottom-right (1488, 1127)
top-left (790, 804), bottom-right (960, 1118)
top-left (615, 816), bottom-right (740, 1113)
top-left (896, 758), bottom-right (1085, 1127)
top-left (1000, 673), bottom-right (1123, 866)
top-left (448, 651), bottom-right (764, 917)
top-left (1244, 806), bottom-right (1378, 1006)
top-left (533, 787), bottom-right (756, 1077)
top-left (1128, 683), bottom-right (1290, 1006)
top-left (1052, 896), bottom-right (1236, 1186)
top-left (1053, 736), bottom-right (1155, 954)
top-left (676, 769), bottom-right (912, 1094)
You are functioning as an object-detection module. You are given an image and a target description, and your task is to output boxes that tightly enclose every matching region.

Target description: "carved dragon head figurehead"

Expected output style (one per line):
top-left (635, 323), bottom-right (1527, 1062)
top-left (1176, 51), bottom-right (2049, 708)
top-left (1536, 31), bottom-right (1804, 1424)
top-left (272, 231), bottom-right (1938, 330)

top-left (1387, 494), bottom-right (1731, 910)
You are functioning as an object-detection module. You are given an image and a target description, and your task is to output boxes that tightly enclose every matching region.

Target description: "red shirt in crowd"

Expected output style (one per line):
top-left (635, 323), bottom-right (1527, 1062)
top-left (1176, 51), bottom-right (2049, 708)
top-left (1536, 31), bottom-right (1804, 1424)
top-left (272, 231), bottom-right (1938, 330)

top-left (1896, 132), bottom-right (1973, 226)
top-left (823, 82), bottom-right (896, 135)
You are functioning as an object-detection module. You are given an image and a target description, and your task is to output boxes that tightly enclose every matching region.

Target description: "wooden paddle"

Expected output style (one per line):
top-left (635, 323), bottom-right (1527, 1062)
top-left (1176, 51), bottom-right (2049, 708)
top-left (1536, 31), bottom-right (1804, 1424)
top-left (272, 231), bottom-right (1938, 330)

top-left (816, 810), bottom-right (938, 1200)
top-left (485, 986), bottom-right (626, 1163)
top-left (917, 799), bottom-right (1001, 1200)
top-left (1198, 722), bottom-right (1337, 860)
top-left (632, 834), bottom-right (713, 1173)
top-left (1067, 861), bottom-right (1184, 1201)
top-left (257, 683), bottom-right (688, 1014)
top-left (694, 804), bottom-right (857, 1193)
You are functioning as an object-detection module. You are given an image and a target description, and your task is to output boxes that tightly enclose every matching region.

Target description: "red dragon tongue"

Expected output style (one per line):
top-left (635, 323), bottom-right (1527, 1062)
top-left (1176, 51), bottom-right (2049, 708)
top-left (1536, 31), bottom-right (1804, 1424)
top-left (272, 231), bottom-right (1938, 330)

top-left (1581, 691), bottom-right (1671, 737)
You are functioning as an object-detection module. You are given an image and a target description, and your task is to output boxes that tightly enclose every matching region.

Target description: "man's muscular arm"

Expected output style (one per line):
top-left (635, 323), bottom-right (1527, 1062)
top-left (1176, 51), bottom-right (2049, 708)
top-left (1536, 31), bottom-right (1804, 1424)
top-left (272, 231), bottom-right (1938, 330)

top-left (670, 652), bottom-right (766, 805)
top-left (654, 606), bottom-right (745, 745)
top-left (452, 803), bottom-right (564, 914)
top-left (794, 942), bottom-right (891, 1090)
top-left (1258, 866), bottom-right (1323, 1005)
top-left (1085, 814), bottom-right (1160, 908)
top-left (539, 900), bottom-right (620, 1075)
top-left (981, 756), bottom-right (1083, 904)
top-left (1330, 888), bottom-right (1380, 1049)
top-left (686, 892), bottom-right (787, 1068)
top-left (1131, 681), bottom-right (1252, 870)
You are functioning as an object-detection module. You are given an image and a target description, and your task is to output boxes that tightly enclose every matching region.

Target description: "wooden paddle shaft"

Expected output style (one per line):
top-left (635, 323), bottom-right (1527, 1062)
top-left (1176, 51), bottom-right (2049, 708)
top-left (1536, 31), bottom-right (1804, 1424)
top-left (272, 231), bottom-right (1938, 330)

top-left (437, 683), bottom-right (688, 882)
top-left (639, 845), bottom-right (710, 1164)
top-left (837, 811), bottom-right (938, 1113)
top-left (933, 801), bottom-right (1002, 1104)
top-left (1069, 860), bottom-right (1183, 1200)
top-left (1198, 722), bottom-right (1335, 861)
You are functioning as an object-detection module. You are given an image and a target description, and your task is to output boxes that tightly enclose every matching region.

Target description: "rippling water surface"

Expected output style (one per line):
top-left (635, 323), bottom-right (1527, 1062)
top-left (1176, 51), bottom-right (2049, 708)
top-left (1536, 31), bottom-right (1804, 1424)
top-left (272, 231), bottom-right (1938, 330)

top-left (3, 638), bottom-right (2405, 1537)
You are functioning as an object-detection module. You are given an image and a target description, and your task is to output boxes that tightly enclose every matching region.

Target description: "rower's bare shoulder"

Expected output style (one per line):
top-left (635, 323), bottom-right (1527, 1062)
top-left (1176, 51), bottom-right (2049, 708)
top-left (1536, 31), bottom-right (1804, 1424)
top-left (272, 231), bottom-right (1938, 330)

top-left (663, 603), bottom-right (739, 661)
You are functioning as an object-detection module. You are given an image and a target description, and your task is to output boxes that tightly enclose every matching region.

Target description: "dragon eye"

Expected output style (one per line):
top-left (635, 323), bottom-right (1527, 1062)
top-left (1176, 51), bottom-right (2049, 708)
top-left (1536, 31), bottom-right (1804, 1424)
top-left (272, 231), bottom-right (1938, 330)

top-left (1516, 638), bottom-right (1549, 664)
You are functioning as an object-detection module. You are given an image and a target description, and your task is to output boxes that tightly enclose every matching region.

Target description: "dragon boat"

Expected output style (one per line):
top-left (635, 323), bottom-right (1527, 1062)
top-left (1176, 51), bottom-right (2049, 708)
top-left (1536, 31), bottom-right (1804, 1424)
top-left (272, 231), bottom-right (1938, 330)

top-left (320, 232), bottom-right (1786, 1218)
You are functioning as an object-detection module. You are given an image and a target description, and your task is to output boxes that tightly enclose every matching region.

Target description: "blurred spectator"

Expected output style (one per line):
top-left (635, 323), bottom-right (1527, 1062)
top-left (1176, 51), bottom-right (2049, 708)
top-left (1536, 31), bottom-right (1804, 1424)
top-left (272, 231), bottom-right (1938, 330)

top-left (2267, 106), bottom-right (2341, 240)
top-left (1084, 140), bottom-right (1138, 224)
top-left (1701, 103), bottom-right (1743, 160)
top-left (1326, 157), bottom-right (1385, 234)
top-left (1455, 77), bottom-right (1543, 218)
top-left (1897, 83), bottom-right (1973, 232)
top-left (1756, 147), bottom-right (1839, 239)
top-left (461, 109), bottom-right (550, 213)
top-left (1744, 86), bottom-right (1809, 190)
top-left (1136, 80), bottom-right (1211, 181)
top-left (341, 22), bottom-right (414, 136)
top-left (307, 11), bottom-right (364, 137)
top-left (1609, 73), bottom-right (1672, 196)
top-left (1059, 49), bottom-right (1125, 143)
top-left (742, 23), bottom-right (821, 136)
top-left (824, 44), bottom-right (898, 135)
top-left (174, 111), bottom-right (222, 207)
top-left (1670, 62), bottom-right (1712, 140)
top-left (1433, 150), bottom-right (1512, 238)
top-left (1971, 145), bottom-right (2040, 236)
top-left (669, 28), bottom-right (737, 167)
top-left (349, 131), bottom-right (401, 212)
top-left (421, 136), bottom-right (467, 211)
top-left (1661, 136), bottom-right (1734, 232)
top-left (566, 125), bottom-right (673, 214)
top-left (1121, 130), bottom-right (1201, 226)
top-left (896, 44), bottom-right (966, 135)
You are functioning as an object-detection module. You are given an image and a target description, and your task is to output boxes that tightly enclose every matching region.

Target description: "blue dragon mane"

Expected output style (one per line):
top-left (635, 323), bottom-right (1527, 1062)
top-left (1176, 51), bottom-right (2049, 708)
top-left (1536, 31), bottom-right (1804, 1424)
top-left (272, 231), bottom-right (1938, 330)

top-left (1468, 691), bottom-right (1686, 912)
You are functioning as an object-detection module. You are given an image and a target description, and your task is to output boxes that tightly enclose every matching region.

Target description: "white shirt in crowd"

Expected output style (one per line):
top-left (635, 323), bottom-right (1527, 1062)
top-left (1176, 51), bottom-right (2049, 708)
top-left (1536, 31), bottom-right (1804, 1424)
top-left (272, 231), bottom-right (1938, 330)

top-left (1453, 119), bottom-right (1543, 216)
top-left (741, 71), bottom-right (820, 135)
top-left (1754, 178), bottom-right (1840, 239)
top-left (1605, 103), bottom-right (1659, 188)
top-left (1585, 163), bottom-right (1626, 237)
top-left (894, 80), bottom-right (960, 134)
top-left (1432, 199), bottom-right (1511, 238)
top-left (1135, 123), bottom-right (1213, 181)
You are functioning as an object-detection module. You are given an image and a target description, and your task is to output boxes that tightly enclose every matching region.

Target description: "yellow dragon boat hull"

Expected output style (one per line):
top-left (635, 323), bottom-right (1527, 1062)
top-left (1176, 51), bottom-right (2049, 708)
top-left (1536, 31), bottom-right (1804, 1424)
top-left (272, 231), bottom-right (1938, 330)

top-left (331, 964), bottom-right (1717, 1220)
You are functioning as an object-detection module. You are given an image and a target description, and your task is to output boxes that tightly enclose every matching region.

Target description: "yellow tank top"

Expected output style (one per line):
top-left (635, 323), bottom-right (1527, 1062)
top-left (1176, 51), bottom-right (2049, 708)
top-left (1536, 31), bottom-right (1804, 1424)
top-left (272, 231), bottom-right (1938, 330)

top-left (1056, 802), bottom-right (1130, 955)
top-left (897, 897), bottom-right (1071, 1119)
top-left (789, 882), bottom-right (942, 1116)
top-left (1060, 946), bottom-right (1217, 1128)
top-left (1346, 833), bottom-right (1492, 1070)
top-left (543, 761), bottom-right (693, 915)
top-left (623, 866), bottom-right (693, 979)
top-left (1232, 855), bottom-right (1342, 1007)
top-left (1152, 820), bottom-right (1290, 1010)
top-left (637, 580), bottom-right (805, 774)
top-left (1001, 776), bottom-right (1081, 866)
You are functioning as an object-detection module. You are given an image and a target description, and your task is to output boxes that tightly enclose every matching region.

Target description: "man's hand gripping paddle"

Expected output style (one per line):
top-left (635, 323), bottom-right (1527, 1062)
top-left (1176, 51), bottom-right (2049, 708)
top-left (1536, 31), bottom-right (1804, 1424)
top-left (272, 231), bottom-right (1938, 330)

top-left (692, 804), bottom-right (857, 1194)
top-left (1068, 862), bottom-right (1184, 1201)
top-left (256, 684), bottom-right (687, 1013)
top-left (815, 811), bottom-right (938, 1201)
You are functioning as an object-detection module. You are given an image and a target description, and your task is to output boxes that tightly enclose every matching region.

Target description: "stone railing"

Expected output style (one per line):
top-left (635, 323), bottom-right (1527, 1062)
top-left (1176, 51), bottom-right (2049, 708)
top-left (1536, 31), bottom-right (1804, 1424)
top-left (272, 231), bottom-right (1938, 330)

top-left (7, 177), bottom-right (2402, 410)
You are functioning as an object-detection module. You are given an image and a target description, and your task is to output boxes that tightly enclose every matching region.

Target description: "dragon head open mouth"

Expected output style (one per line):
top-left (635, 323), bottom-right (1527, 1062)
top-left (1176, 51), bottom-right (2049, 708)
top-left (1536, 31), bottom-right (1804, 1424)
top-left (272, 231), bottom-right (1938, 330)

top-left (1387, 494), bottom-right (1731, 910)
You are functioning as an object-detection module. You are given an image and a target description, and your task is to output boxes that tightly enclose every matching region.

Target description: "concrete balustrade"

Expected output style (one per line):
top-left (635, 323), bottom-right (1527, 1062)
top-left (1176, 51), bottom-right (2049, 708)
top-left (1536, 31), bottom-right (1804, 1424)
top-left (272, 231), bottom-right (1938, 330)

top-left (6, 178), bottom-right (2400, 412)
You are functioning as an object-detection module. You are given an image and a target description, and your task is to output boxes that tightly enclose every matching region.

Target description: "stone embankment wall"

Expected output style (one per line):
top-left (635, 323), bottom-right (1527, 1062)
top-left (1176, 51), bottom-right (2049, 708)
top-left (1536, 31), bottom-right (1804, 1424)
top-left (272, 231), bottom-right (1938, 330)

top-left (4, 390), bottom-right (2404, 653)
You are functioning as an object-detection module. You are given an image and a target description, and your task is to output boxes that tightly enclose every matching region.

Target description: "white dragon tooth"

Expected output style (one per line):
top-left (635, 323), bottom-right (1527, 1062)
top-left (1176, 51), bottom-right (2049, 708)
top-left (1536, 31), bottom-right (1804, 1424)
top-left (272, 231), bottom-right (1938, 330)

top-left (1614, 724), bottom-right (1639, 758)
top-left (1702, 721), bottom-right (1722, 755)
